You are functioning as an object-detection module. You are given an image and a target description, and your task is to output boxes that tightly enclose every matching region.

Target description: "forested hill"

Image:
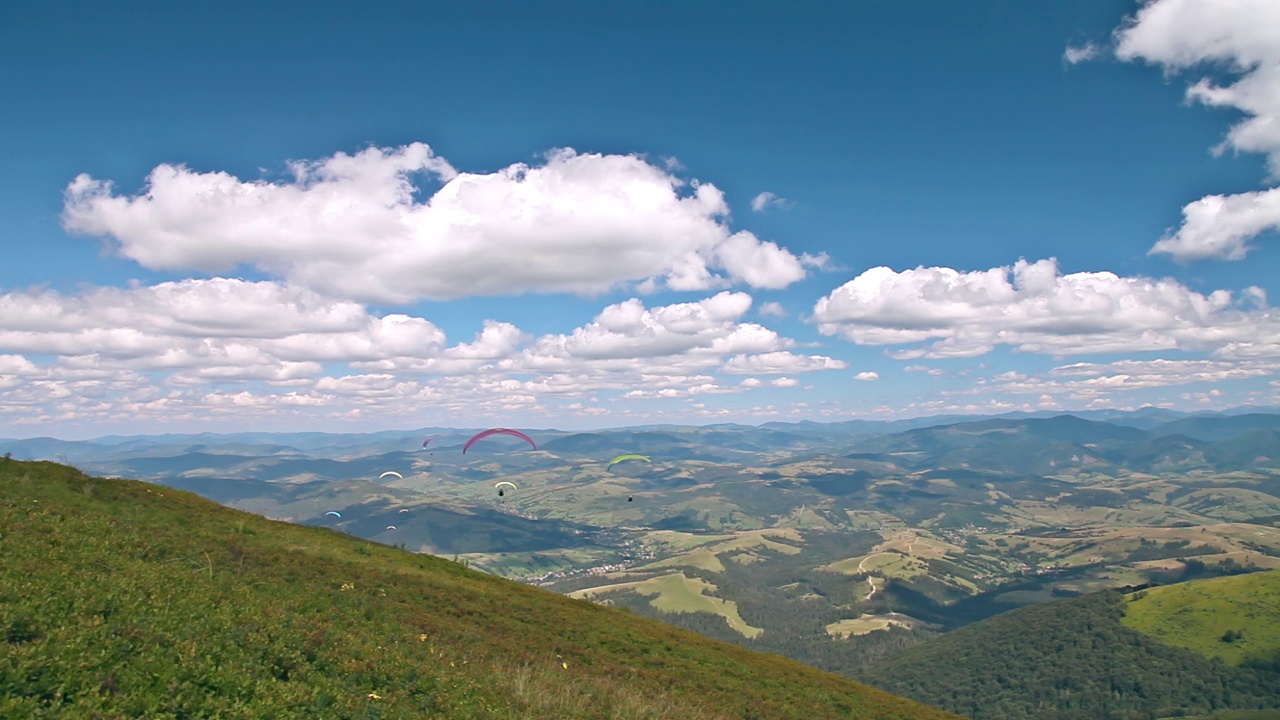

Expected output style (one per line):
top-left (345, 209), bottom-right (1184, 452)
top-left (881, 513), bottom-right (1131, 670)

top-left (859, 588), bottom-right (1280, 720)
top-left (0, 460), bottom-right (959, 720)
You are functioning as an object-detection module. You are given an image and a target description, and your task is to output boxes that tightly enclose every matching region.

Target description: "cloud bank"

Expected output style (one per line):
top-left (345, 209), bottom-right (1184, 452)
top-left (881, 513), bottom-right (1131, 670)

top-left (812, 258), bottom-right (1278, 358)
top-left (62, 145), bottom-right (816, 303)
top-left (0, 282), bottom-right (845, 428)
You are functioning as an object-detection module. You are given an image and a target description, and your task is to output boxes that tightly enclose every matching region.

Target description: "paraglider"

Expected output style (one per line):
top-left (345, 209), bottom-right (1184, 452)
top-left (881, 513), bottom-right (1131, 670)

top-left (421, 437), bottom-right (432, 449)
top-left (378, 471), bottom-right (403, 481)
top-left (386, 525), bottom-right (397, 530)
top-left (325, 511), bottom-right (342, 518)
top-left (494, 481), bottom-right (517, 497)
top-left (607, 454), bottom-right (651, 470)
top-left (399, 508), bottom-right (410, 514)
top-left (463, 428), bottom-right (536, 454)
top-left (606, 455), bottom-right (648, 503)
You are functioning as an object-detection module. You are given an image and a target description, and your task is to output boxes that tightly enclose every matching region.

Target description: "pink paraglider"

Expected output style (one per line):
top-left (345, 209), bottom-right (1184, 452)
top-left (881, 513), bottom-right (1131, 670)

top-left (462, 428), bottom-right (536, 454)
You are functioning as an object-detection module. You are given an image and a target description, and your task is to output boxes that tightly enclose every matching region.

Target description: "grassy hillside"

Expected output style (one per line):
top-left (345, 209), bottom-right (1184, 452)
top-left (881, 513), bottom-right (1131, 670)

top-left (860, 589), bottom-right (1280, 720)
top-left (1123, 570), bottom-right (1280, 666)
top-left (0, 460), bottom-right (959, 720)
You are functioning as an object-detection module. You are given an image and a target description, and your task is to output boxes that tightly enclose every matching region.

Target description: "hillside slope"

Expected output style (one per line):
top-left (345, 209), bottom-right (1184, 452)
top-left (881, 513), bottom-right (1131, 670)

top-left (0, 460), bottom-right (959, 720)
top-left (1123, 570), bottom-right (1280, 666)
top-left (860, 588), bottom-right (1280, 720)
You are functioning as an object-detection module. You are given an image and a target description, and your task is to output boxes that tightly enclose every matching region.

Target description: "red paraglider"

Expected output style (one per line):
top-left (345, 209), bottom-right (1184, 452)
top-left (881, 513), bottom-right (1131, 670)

top-left (462, 428), bottom-right (536, 454)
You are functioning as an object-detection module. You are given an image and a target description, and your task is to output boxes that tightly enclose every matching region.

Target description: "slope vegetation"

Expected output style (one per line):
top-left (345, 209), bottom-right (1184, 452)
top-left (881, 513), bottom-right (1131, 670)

top-left (1123, 570), bottom-right (1280, 666)
top-left (0, 460), bottom-right (958, 720)
top-left (860, 589), bottom-right (1280, 720)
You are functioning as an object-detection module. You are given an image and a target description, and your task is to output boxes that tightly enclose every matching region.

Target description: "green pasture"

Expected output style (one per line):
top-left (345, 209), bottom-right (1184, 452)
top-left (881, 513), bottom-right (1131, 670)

top-left (1124, 570), bottom-right (1280, 665)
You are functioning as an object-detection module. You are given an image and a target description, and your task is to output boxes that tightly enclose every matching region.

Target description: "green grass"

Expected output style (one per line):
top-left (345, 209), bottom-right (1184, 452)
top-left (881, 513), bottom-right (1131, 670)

top-left (863, 589), bottom-right (1280, 720)
top-left (1123, 569), bottom-right (1280, 665)
top-left (1167, 711), bottom-right (1280, 720)
top-left (569, 572), bottom-right (764, 639)
top-left (0, 460), bottom-right (958, 719)
top-left (1167, 707), bottom-right (1280, 712)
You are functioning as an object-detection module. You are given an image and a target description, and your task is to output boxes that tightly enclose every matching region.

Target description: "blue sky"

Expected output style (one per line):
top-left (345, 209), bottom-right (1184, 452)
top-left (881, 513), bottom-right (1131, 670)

top-left (2, 0), bottom-right (1279, 437)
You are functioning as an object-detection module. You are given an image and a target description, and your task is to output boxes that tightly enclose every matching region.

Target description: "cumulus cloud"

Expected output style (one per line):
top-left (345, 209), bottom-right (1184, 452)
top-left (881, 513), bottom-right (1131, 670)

top-left (1149, 188), bottom-right (1280, 261)
top-left (958, 358), bottom-right (1279, 410)
top-left (0, 283), bottom-right (846, 428)
top-left (508, 291), bottom-right (768, 366)
top-left (1112, 0), bottom-right (1280, 260)
top-left (0, 279), bottom-right (442, 365)
top-left (812, 258), bottom-right (1280, 358)
top-left (1063, 43), bottom-right (1100, 64)
top-left (1049, 358), bottom-right (1276, 387)
top-left (721, 350), bottom-right (847, 375)
top-left (61, 144), bottom-right (814, 302)
top-left (751, 191), bottom-right (791, 212)
top-left (758, 301), bottom-right (786, 318)
top-left (854, 371), bottom-right (880, 381)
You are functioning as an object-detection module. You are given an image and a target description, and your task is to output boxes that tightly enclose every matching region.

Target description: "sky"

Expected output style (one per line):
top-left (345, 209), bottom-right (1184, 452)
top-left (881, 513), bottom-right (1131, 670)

top-left (2, 0), bottom-right (1279, 438)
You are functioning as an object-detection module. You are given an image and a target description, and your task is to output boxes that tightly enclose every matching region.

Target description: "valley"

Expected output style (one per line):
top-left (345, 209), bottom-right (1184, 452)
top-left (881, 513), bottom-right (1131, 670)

top-left (7, 409), bottom-right (1280, 679)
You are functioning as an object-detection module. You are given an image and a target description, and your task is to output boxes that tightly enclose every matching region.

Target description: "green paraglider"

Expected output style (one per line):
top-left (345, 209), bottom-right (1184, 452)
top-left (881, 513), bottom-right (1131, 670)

top-left (607, 453), bottom-right (651, 470)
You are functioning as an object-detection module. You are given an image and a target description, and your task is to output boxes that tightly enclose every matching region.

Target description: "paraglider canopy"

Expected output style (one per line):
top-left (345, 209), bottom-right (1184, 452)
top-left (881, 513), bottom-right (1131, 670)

top-left (378, 471), bottom-right (403, 480)
top-left (463, 428), bottom-right (536, 454)
top-left (494, 481), bottom-right (517, 497)
top-left (386, 525), bottom-right (397, 530)
top-left (607, 453), bottom-right (651, 470)
top-left (325, 511), bottom-right (342, 518)
top-left (398, 508), bottom-right (410, 514)
top-left (421, 437), bottom-right (432, 449)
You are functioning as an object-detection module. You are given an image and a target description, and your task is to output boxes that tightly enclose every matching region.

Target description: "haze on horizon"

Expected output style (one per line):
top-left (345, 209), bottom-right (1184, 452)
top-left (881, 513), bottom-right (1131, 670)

top-left (2, 0), bottom-right (1279, 439)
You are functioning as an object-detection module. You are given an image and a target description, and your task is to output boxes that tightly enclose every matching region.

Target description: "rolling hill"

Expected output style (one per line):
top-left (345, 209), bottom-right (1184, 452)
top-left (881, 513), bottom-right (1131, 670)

top-left (1123, 570), bottom-right (1280, 667)
top-left (0, 459), bottom-right (959, 719)
top-left (859, 577), bottom-right (1280, 720)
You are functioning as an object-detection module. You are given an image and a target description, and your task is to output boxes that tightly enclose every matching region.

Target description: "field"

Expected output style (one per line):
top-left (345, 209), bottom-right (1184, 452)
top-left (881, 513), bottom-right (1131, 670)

top-left (568, 572), bottom-right (763, 638)
top-left (826, 614), bottom-right (920, 638)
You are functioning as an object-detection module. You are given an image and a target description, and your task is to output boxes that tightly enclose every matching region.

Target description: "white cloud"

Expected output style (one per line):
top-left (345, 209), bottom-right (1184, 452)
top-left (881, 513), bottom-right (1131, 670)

top-left (812, 258), bottom-right (1280, 358)
top-left (937, 357), bottom-right (1279, 412)
top-left (62, 144), bottom-right (814, 302)
top-left (1113, 0), bottom-right (1280, 260)
top-left (1063, 43), bottom-right (1099, 64)
top-left (751, 191), bottom-right (791, 212)
top-left (508, 291), bottom-right (768, 365)
top-left (1049, 358), bottom-right (1274, 384)
top-left (0, 279), bottom-right (438, 366)
top-left (0, 282), bottom-right (854, 429)
top-left (721, 350), bottom-right (847, 375)
top-left (1149, 188), bottom-right (1280, 261)
top-left (771, 377), bottom-right (800, 387)
top-left (854, 371), bottom-right (880, 381)
top-left (758, 301), bottom-right (786, 318)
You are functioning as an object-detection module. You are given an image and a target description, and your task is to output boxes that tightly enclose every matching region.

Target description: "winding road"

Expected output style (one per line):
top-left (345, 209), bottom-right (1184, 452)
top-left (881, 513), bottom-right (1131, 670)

top-left (859, 532), bottom-right (917, 601)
